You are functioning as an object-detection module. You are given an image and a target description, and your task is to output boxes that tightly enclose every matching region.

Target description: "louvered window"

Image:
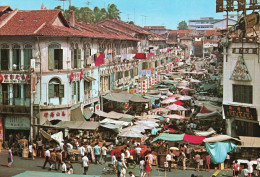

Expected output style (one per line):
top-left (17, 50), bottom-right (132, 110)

top-left (233, 85), bottom-right (252, 104)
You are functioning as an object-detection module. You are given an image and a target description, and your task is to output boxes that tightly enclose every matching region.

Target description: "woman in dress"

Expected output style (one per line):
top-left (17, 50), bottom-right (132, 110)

top-left (142, 158), bottom-right (151, 177)
top-left (7, 147), bottom-right (13, 167)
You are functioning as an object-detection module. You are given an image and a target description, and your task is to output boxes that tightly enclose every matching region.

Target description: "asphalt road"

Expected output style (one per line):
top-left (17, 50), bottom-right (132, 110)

top-left (0, 150), bottom-right (236, 177)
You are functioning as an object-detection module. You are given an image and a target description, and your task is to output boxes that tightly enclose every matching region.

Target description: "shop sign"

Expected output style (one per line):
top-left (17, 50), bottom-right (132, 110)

top-left (42, 110), bottom-right (69, 121)
top-left (0, 73), bottom-right (30, 84)
top-left (5, 116), bottom-right (30, 130)
top-left (223, 105), bottom-right (257, 121)
top-left (69, 71), bottom-right (83, 82)
top-left (83, 97), bottom-right (99, 105)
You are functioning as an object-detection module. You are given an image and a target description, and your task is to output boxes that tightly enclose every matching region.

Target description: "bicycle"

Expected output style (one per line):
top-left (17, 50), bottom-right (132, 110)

top-left (102, 163), bottom-right (117, 175)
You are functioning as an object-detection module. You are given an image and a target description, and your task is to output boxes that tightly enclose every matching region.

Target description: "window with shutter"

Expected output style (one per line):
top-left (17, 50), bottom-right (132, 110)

top-left (13, 49), bottom-right (21, 70)
top-left (24, 49), bottom-right (32, 70)
top-left (77, 81), bottom-right (80, 101)
top-left (0, 49), bottom-right (9, 70)
top-left (77, 49), bottom-right (81, 68)
top-left (24, 84), bottom-right (31, 98)
top-left (59, 84), bottom-right (64, 97)
top-left (48, 48), bottom-right (54, 70)
top-left (233, 85), bottom-right (252, 104)
top-left (73, 49), bottom-right (77, 68)
top-left (49, 84), bottom-right (54, 98)
top-left (54, 49), bottom-right (63, 69)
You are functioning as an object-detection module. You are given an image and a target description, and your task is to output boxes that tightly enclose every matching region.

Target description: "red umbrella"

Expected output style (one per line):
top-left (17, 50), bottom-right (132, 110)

top-left (174, 100), bottom-right (184, 106)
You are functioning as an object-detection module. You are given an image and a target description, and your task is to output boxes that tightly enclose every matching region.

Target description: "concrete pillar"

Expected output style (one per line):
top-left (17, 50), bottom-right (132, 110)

top-left (20, 49), bottom-right (24, 70)
top-left (9, 84), bottom-right (13, 105)
top-left (21, 84), bottom-right (24, 105)
top-left (9, 49), bottom-right (13, 71)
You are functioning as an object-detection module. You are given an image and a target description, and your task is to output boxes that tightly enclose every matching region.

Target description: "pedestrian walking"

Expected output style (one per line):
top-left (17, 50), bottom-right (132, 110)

top-left (101, 144), bottom-right (108, 164)
top-left (116, 158), bottom-right (123, 177)
top-left (36, 138), bottom-right (43, 157)
top-left (180, 150), bottom-right (187, 170)
top-left (93, 143), bottom-right (101, 164)
top-left (129, 171), bottom-right (135, 177)
top-left (243, 164), bottom-right (249, 177)
top-left (139, 157), bottom-right (145, 177)
top-left (256, 157), bottom-right (260, 176)
top-left (42, 147), bottom-right (51, 169)
top-left (206, 154), bottom-right (211, 172)
top-left (121, 149), bottom-right (125, 163)
top-left (61, 161), bottom-right (67, 173)
top-left (194, 153), bottom-right (201, 171)
top-left (247, 159), bottom-right (254, 177)
top-left (232, 160), bottom-right (240, 177)
top-left (142, 158), bottom-right (152, 177)
top-left (49, 150), bottom-right (57, 171)
top-left (166, 151), bottom-right (172, 172)
top-left (67, 161), bottom-right (73, 174)
top-left (28, 143), bottom-right (33, 159)
top-left (125, 147), bottom-right (130, 166)
top-left (111, 154), bottom-right (117, 167)
top-left (86, 144), bottom-right (93, 163)
top-left (56, 150), bottom-right (62, 171)
top-left (79, 144), bottom-right (86, 157)
top-left (120, 165), bottom-right (127, 177)
top-left (7, 147), bottom-right (13, 168)
top-left (135, 144), bottom-right (142, 163)
top-left (82, 153), bottom-right (90, 175)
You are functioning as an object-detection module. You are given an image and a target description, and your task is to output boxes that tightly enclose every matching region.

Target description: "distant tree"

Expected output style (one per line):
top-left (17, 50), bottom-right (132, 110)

top-left (54, 3), bottom-right (121, 24)
top-left (127, 21), bottom-right (135, 25)
top-left (178, 20), bottom-right (188, 30)
top-left (106, 4), bottom-right (121, 20)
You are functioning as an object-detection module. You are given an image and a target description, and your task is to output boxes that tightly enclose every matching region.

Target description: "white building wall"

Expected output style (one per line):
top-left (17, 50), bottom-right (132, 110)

top-left (223, 42), bottom-right (260, 122)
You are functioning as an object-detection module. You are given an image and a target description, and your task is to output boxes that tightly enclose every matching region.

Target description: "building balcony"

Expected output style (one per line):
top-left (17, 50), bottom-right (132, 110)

top-left (0, 105), bottom-right (30, 115)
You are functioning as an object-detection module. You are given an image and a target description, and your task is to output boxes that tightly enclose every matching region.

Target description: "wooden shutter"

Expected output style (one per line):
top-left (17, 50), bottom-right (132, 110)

top-left (0, 84), bottom-right (2, 104)
top-left (59, 84), bottom-right (64, 98)
top-left (77, 49), bottom-right (81, 68)
top-left (24, 49), bottom-right (32, 70)
top-left (71, 50), bottom-right (74, 69)
top-left (49, 84), bottom-right (54, 98)
top-left (48, 48), bottom-right (54, 70)
top-left (58, 49), bottom-right (63, 69)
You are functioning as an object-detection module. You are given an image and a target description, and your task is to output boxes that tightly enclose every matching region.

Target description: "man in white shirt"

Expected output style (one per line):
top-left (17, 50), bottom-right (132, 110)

top-left (101, 145), bottom-right (108, 164)
top-left (28, 143), bottom-right (33, 159)
top-left (42, 147), bottom-right (51, 169)
top-left (166, 151), bottom-right (172, 172)
top-left (121, 150), bottom-right (125, 162)
top-left (60, 141), bottom-right (64, 151)
top-left (61, 161), bottom-right (67, 173)
top-left (86, 144), bottom-right (93, 163)
top-left (79, 145), bottom-right (86, 157)
top-left (82, 153), bottom-right (90, 175)
top-left (135, 145), bottom-right (142, 163)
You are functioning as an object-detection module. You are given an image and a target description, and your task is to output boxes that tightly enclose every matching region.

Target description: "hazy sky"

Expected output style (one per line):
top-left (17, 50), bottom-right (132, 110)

top-left (0, 0), bottom-right (226, 29)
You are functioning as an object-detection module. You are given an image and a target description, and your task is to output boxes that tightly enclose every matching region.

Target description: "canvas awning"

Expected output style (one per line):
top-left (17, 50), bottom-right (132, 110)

top-left (238, 136), bottom-right (260, 147)
top-left (100, 124), bottom-right (123, 133)
top-left (95, 110), bottom-right (133, 120)
top-left (194, 128), bottom-right (216, 136)
top-left (83, 107), bottom-right (93, 120)
top-left (152, 133), bottom-right (185, 142)
top-left (84, 76), bottom-right (96, 82)
top-left (203, 135), bottom-right (241, 143)
top-left (56, 121), bottom-right (99, 130)
top-left (71, 105), bottom-right (86, 121)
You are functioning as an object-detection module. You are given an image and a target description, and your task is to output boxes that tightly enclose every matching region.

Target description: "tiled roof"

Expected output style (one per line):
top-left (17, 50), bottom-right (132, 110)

top-left (0, 9), bottom-right (70, 36)
top-left (0, 6), bottom-right (12, 13)
top-left (168, 29), bottom-right (193, 34)
top-left (144, 26), bottom-right (166, 30)
top-left (97, 19), bottom-right (150, 37)
top-left (204, 30), bottom-right (222, 36)
top-left (0, 8), bottom-right (139, 41)
top-left (180, 36), bottom-right (191, 40)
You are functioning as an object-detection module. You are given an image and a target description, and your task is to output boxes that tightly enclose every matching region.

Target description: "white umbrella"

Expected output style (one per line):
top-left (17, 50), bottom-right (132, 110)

top-left (166, 104), bottom-right (187, 111)
top-left (120, 126), bottom-right (146, 133)
top-left (151, 107), bottom-right (170, 113)
top-left (118, 129), bottom-right (143, 138)
top-left (135, 121), bottom-right (159, 128)
top-left (161, 99), bottom-right (176, 104)
top-left (178, 95), bottom-right (192, 101)
top-left (163, 114), bottom-right (185, 119)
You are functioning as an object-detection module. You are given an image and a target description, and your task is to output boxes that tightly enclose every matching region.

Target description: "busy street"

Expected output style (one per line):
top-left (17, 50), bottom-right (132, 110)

top-left (0, 0), bottom-right (260, 177)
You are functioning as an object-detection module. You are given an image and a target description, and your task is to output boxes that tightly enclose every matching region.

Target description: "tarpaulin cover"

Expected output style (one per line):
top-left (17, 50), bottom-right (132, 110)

top-left (205, 141), bottom-right (237, 164)
top-left (183, 134), bottom-right (206, 144)
top-left (200, 106), bottom-right (212, 113)
top-left (152, 133), bottom-right (184, 142)
top-left (174, 100), bottom-right (184, 106)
